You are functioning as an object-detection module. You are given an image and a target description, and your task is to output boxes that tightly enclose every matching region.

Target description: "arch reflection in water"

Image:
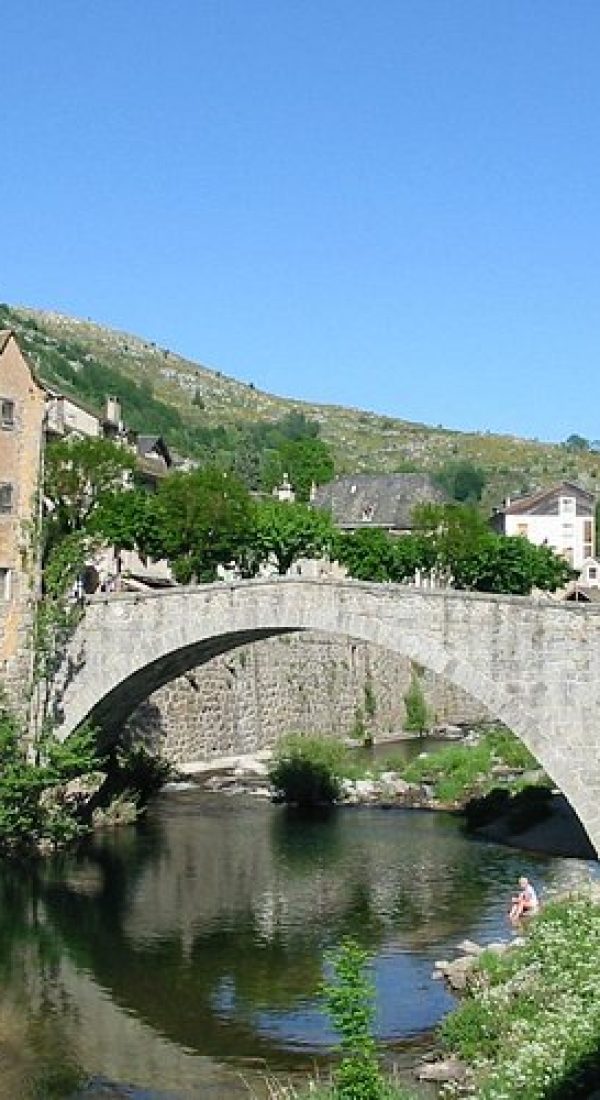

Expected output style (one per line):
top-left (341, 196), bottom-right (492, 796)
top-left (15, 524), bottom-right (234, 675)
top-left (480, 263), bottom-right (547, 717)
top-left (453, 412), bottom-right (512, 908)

top-left (0, 792), bottom-right (597, 1098)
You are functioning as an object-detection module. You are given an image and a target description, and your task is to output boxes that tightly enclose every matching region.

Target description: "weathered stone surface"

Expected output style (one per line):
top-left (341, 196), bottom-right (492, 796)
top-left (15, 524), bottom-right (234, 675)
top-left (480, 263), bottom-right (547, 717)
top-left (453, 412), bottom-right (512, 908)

top-left (52, 578), bottom-right (600, 855)
top-left (433, 955), bottom-right (477, 990)
top-left (416, 1057), bottom-right (468, 1082)
top-left (122, 632), bottom-right (485, 769)
top-left (456, 939), bottom-right (484, 956)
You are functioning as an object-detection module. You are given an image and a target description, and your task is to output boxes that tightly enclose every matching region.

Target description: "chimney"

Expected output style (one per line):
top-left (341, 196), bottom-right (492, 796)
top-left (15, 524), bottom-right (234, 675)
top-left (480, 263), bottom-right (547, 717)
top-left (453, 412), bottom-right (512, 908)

top-left (105, 395), bottom-right (122, 426)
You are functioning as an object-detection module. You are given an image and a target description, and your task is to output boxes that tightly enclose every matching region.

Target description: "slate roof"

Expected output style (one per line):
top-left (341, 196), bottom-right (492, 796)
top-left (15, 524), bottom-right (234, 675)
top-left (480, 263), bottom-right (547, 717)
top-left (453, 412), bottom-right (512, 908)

top-left (500, 481), bottom-right (594, 516)
top-left (136, 435), bottom-right (172, 462)
top-left (312, 473), bottom-right (448, 530)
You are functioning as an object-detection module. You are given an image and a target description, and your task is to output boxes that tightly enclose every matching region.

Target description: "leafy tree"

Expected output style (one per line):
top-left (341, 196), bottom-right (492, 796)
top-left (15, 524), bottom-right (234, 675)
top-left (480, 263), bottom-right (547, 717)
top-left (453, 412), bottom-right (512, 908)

top-left (44, 436), bottom-right (135, 551)
top-left (335, 528), bottom-right (398, 582)
top-left (151, 466), bottom-right (254, 582)
top-left (411, 502), bottom-right (490, 582)
top-left (337, 503), bottom-right (571, 596)
top-left (274, 409), bottom-right (320, 443)
top-left (88, 488), bottom-right (164, 560)
top-left (434, 460), bottom-right (486, 503)
top-left (464, 535), bottom-right (572, 595)
top-left (564, 434), bottom-right (590, 452)
top-left (335, 527), bottom-right (435, 584)
top-left (252, 499), bottom-right (337, 574)
top-left (261, 438), bottom-right (335, 502)
top-left (230, 432), bottom-right (262, 490)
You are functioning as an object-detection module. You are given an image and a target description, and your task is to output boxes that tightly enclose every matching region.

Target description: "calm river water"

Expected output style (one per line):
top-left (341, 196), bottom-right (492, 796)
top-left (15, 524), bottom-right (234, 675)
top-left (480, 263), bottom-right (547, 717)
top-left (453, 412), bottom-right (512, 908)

top-left (0, 781), bottom-right (596, 1100)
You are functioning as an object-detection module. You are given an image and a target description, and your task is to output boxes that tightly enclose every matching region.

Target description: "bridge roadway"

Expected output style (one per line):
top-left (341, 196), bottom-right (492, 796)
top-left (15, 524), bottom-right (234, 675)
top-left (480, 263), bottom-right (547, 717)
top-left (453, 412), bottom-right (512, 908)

top-left (52, 577), bottom-right (600, 855)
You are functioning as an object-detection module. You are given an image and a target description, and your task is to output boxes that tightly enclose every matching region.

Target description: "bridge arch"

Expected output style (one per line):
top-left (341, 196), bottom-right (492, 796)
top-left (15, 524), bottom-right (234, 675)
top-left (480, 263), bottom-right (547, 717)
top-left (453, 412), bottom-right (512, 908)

top-left (53, 578), bottom-right (600, 856)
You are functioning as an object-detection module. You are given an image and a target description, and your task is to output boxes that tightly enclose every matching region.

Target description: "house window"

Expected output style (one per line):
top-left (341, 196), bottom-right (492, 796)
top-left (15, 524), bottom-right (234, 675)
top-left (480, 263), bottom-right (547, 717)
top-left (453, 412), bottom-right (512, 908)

top-left (562, 523), bottom-right (574, 539)
top-left (362, 504), bottom-right (374, 522)
top-left (0, 568), bottom-right (10, 600)
top-left (588, 567), bottom-right (598, 580)
top-left (0, 399), bottom-right (15, 428)
top-left (584, 520), bottom-right (594, 558)
top-left (560, 496), bottom-right (576, 515)
top-left (517, 523), bottom-right (528, 536)
top-left (0, 484), bottom-right (13, 514)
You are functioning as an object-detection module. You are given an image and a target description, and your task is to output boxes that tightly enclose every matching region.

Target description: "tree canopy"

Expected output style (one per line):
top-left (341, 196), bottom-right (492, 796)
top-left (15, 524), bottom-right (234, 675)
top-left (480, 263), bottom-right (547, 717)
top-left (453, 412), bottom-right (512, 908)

top-left (336, 503), bottom-right (572, 595)
top-left (44, 436), bottom-right (135, 556)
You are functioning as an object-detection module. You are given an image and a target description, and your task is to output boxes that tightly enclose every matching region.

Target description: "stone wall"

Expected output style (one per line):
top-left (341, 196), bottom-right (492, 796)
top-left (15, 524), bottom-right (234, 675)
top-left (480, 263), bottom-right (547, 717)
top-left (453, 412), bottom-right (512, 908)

top-left (0, 334), bottom-right (45, 719)
top-left (125, 632), bottom-right (488, 765)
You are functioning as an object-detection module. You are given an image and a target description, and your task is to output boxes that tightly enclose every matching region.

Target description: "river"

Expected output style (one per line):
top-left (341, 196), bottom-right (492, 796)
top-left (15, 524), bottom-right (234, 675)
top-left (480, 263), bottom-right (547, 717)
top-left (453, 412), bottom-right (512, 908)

top-left (0, 777), bottom-right (596, 1099)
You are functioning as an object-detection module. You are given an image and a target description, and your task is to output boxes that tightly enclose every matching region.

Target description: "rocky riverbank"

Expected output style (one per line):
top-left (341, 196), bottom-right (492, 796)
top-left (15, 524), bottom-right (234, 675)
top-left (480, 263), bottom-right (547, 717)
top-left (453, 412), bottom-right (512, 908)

top-left (421, 887), bottom-right (600, 1097)
top-left (186, 736), bottom-right (595, 861)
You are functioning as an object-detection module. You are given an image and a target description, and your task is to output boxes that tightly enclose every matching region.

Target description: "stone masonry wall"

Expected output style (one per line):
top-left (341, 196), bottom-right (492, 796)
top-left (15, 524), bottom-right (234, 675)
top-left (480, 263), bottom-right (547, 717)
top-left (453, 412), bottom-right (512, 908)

top-left (125, 632), bottom-right (488, 765)
top-left (0, 335), bottom-right (45, 720)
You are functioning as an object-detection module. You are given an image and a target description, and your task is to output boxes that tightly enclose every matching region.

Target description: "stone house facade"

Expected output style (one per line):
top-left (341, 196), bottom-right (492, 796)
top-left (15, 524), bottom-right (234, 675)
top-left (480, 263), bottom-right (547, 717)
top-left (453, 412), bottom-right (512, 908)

top-left (491, 481), bottom-right (596, 571)
top-left (0, 332), bottom-right (46, 714)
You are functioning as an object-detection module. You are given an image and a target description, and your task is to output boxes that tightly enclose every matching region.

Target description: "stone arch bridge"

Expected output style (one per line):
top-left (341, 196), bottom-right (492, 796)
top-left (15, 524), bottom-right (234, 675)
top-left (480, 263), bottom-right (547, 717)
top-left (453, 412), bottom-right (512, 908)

top-left (53, 578), bottom-right (600, 855)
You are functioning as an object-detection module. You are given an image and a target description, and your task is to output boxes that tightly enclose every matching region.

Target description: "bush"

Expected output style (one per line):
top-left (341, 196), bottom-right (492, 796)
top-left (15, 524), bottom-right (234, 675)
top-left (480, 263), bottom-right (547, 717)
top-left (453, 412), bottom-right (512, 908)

top-left (323, 940), bottom-right (386, 1100)
top-left (0, 707), bottom-right (101, 853)
top-left (112, 743), bottom-right (172, 806)
top-left (403, 672), bottom-right (431, 735)
top-left (269, 735), bottom-right (344, 807)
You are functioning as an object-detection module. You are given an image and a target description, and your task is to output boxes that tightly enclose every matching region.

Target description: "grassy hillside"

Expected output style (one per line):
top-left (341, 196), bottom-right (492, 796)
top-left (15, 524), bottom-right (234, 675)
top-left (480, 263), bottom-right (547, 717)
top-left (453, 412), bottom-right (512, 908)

top-left (2, 302), bottom-right (599, 508)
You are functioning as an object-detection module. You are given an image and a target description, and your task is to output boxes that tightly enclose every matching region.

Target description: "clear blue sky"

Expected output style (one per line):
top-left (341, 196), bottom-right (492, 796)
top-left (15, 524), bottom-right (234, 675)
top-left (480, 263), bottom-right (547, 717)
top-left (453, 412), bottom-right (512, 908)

top-left (3, 2), bottom-right (599, 442)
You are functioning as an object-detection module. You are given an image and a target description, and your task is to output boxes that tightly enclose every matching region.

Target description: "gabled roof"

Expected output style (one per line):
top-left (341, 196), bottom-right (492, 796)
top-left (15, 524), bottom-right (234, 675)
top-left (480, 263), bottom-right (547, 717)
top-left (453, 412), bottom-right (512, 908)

top-left (43, 384), bottom-right (102, 421)
top-left (136, 434), bottom-right (172, 463)
top-left (500, 481), bottom-right (594, 516)
top-left (312, 473), bottom-right (448, 529)
top-left (0, 329), bottom-right (45, 390)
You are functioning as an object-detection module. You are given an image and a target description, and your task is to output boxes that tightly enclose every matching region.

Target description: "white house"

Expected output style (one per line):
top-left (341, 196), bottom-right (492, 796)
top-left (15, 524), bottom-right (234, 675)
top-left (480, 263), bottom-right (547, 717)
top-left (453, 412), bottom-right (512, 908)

top-left (491, 481), bottom-right (595, 570)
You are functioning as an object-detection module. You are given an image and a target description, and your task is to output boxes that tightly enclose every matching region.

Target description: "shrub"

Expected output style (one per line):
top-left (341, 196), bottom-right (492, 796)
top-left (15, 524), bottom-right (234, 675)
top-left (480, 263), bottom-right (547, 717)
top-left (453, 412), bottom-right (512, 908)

top-left (268, 735), bottom-right (344, 807)
top-left (0, 707), bottom-right (102, 853)
top-left (323, 940), bottom-right (386, 1100)
top-left (112, 743), bottom-right (172, 806)
top-left (403, 672), bottom-right (431, 735)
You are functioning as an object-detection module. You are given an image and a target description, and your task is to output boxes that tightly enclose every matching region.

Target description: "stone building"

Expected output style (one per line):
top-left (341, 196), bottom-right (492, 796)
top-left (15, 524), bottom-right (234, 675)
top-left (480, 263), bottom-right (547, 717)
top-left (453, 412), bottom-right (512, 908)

top-left (0, 332), bottom-right (46, 714)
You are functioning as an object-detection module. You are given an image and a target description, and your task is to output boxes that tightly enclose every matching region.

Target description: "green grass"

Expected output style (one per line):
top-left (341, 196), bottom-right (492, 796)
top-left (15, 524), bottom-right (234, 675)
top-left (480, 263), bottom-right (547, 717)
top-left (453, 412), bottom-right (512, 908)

top-left (440, 896), bottom-right (600, 1099)
top-left (400, 727), bottom-right (543, 803)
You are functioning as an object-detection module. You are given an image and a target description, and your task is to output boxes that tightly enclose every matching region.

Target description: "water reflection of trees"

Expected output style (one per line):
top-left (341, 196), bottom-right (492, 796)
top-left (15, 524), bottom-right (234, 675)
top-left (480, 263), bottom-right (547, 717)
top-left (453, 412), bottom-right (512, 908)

top-left (23, 797), bottom-right (519, 1064)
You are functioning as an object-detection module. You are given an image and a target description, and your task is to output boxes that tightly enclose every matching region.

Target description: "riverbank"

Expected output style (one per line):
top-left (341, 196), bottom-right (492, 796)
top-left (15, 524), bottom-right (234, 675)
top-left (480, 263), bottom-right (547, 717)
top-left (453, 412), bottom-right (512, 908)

top-left (426, 887), bottom-right (600, 1099)
top-left (184, 729), bottom-right (596, 861)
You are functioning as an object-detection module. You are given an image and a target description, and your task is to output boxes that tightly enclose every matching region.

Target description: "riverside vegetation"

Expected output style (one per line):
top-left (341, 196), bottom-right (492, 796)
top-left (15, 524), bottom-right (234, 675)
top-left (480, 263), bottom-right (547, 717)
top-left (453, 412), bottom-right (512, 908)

top-left (266, 735), bottom-right (600, 1100)
top-left (270, 896), bottom-right (600, 1100)
top-left (268, 727), bottom-right (544, 809)
top-left (0, 700), bottom-right (170, 856)
top-left (439, 893), bottom-right (600, 1099)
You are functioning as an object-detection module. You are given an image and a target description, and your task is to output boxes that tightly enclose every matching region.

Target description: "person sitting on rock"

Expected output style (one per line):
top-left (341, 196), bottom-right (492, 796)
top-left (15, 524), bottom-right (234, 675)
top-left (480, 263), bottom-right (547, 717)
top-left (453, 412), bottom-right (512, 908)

top-left (509, 876), bottom-right (539, 923)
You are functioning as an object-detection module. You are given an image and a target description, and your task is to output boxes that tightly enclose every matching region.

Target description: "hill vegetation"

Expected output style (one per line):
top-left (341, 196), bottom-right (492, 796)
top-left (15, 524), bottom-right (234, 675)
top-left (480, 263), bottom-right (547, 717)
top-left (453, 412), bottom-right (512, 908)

top-left (2, 302), bottom-right (600, 508)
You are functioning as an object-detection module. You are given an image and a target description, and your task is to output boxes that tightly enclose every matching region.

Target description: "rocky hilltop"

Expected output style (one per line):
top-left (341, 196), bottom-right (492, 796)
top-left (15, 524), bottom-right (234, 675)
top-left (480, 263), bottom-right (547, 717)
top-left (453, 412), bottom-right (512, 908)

top-left (3, 302), bottom-right (600, 507)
